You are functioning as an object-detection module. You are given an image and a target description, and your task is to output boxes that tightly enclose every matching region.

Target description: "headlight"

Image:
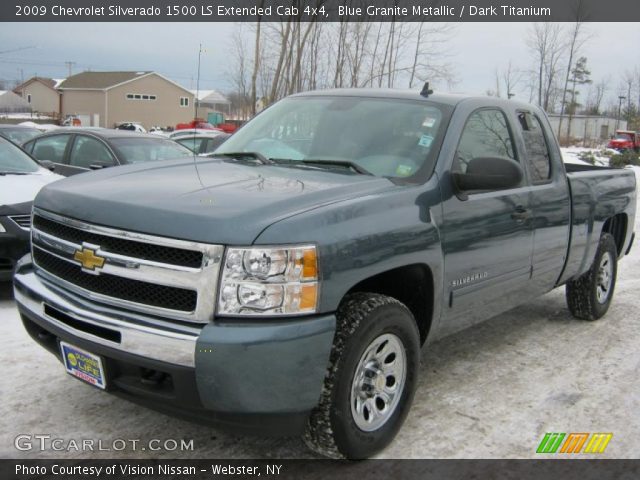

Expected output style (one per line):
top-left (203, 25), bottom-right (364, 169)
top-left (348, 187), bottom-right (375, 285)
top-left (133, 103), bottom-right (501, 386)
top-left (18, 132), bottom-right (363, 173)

top-left (218, 245), bottom-right (318, 316)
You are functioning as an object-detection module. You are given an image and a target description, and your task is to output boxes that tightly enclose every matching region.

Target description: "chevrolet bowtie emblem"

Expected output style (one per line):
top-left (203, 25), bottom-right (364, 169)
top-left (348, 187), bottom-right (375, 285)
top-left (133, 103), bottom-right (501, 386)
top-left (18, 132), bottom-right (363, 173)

top-left (74, 246), bottom-right (105, 271)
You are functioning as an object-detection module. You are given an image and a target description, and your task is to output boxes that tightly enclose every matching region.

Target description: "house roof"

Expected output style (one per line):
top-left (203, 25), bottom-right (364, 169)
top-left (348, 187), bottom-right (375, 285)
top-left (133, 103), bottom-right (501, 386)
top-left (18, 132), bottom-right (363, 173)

top-left (13, 76), bottom-right (65, 93)
top-left (191, 89), bottom-right (230, 105)
top-left (58, 71), bottom-right (152, 90)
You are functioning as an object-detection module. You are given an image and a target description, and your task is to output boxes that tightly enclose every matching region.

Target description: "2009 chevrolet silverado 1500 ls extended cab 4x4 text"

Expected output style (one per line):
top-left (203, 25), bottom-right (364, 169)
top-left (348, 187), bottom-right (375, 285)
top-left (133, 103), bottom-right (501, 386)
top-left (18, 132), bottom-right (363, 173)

top-left (13, 89), bottom-right (636, 459)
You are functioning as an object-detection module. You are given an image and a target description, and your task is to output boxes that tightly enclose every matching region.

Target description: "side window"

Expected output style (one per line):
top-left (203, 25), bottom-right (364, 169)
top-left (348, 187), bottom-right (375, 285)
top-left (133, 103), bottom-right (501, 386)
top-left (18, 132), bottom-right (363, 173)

top-left (518, 112), bottom-right (552, 183)
top-left (454, 109), bottom-right (517, 174)
top-left (69, 136), bottom-right (116, 169)
top-left (31, 134), bottom-right (71, 164)
top-left (176, 137), bottom-right (205, 153)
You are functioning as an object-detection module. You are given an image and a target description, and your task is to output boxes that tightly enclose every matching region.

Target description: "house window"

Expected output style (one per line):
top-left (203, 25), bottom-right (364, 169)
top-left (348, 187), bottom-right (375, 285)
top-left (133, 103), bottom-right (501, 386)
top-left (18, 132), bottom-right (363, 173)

top-left (180, 97), bottom-right (189, 107)
top-left (126, 93), bottom-right (157, 101)
top-left (27, 94), bottom-right (31, 103)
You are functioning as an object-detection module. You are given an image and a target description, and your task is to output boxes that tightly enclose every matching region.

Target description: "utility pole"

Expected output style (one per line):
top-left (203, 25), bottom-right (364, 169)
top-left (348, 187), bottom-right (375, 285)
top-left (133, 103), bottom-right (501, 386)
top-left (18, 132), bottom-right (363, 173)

top-left (616, 95), bottom-right (626, 132)
top-left (195, 44), bottom-right (203, 121)
top-left (64, 61), bottom-right (76, 77)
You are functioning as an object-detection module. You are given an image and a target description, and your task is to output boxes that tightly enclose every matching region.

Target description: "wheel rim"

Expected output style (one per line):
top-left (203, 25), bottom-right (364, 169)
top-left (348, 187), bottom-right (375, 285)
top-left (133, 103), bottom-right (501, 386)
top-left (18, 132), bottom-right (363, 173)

top-left (596, 252), bottom-right (614, 304)
top-left (350, 333), bottom-right (407, 432)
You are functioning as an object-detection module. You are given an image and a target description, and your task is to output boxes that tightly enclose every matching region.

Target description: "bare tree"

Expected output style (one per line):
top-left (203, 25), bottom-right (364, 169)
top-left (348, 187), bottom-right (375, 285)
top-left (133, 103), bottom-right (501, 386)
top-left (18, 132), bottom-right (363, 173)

top-left (527, 23), bottom-right (564, 111)
top-left (557, 0), bottom-right (588, 137)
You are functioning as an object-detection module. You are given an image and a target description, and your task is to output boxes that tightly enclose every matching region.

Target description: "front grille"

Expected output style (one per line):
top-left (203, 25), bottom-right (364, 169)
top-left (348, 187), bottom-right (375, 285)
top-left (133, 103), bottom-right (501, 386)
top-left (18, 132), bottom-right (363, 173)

top-left (34, 248), bottom-right (197, 312)
top-left (9, 215), bottom-right (31, 230)
top-left (33, 215), bottom-right (203, 268)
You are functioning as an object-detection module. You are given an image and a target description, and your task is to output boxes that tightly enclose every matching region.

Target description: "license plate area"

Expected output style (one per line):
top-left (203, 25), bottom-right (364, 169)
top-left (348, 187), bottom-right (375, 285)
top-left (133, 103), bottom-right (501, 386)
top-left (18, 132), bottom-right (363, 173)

top-left (60, 341), bottom-right (106, 389)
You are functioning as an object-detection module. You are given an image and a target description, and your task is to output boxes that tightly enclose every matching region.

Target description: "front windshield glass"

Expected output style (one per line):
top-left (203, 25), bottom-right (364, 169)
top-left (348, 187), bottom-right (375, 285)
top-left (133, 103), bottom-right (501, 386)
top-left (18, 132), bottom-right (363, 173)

top-left (615, 133), bottom-right (632, 140)
top-left (2, 128), bottom-right (41, 144)
top-left (110, 137), bottom-right (193, 164)
top-left (0, 137), bottom-right (39, 173)
top-left (216, 96), bottom-right (451, 179)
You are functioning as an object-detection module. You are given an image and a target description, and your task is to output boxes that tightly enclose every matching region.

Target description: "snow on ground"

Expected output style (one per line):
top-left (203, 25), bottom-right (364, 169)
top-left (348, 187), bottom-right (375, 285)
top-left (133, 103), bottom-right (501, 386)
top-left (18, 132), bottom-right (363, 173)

top-left (561, 146), bottom-right (614, 166)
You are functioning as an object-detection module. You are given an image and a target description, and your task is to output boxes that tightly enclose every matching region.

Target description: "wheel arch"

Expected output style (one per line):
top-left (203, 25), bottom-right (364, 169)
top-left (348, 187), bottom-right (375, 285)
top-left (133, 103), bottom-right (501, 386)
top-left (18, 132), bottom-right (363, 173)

top-left (602, 213), bottom-right (628, 257)
top-left (345, 263), bottom-right (434, 345)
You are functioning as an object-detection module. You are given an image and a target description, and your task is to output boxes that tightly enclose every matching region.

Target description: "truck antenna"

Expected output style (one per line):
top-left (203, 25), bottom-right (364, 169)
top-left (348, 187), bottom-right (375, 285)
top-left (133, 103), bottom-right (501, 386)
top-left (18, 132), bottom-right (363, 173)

top-left (420, 82), bottom-right (433, 98)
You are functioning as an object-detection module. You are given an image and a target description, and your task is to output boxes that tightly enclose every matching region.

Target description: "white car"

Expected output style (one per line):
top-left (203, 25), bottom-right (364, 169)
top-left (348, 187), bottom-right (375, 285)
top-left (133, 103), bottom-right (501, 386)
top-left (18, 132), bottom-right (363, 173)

top-left (0, 136), bottom-right (63, 280)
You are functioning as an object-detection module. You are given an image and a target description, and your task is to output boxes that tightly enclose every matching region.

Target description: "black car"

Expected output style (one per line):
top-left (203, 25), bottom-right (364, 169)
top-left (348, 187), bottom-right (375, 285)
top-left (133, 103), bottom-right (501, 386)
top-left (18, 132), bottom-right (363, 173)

top-left (0, 124), bottom-right (42, 144)
top-left (174, 132), bottom-right (231, 155)
top-left (23, 128), bottom-right (194, 176)
top-left (0, 136), bottom-right (63, 280)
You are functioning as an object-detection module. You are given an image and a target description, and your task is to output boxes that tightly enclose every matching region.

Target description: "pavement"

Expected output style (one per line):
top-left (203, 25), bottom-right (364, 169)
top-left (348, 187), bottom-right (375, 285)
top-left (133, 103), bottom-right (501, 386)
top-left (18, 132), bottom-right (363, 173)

top-left (1, 237), bottom-right (638, 459)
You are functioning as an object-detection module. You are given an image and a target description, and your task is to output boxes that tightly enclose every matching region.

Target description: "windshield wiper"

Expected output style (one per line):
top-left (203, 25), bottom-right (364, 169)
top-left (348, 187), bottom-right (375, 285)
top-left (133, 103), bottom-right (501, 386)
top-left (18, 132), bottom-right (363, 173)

top-left (209, 152), bottom-right (274, 165)
top-left (271, 158), bottom-right (372, 175)
top-left (0, 171), bottom-right (30, 176)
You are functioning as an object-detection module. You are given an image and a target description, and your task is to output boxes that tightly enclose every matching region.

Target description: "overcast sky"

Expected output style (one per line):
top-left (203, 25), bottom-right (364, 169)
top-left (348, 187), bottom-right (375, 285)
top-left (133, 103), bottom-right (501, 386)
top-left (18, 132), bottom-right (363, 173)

top-left (0, 22), bottom-right (637, 106)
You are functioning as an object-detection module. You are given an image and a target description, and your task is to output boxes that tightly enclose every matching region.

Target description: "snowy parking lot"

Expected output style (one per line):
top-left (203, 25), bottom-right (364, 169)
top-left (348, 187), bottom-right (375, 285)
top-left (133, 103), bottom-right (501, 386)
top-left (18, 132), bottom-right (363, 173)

top-left (1, 154), bottom-right (638, 460)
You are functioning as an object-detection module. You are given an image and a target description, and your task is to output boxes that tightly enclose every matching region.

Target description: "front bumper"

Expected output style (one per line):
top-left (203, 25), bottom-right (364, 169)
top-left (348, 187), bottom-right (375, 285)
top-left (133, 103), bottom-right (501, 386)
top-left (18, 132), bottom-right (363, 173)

top-left (0, 216), bottom-right (30, 281)
top-left (13, 258), bottom-right (336, 435)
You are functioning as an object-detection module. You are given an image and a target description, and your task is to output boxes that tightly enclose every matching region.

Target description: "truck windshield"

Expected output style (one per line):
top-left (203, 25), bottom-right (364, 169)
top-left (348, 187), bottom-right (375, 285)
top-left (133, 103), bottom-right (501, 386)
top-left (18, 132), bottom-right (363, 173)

top-left (615, 133), bottom-right (632, 140)
top-left (216, 96), bottom-right (451, 179)
top-left (110, 137), bottom-right (194, 164)
top-left (0, 137), bottom-right (40, 174)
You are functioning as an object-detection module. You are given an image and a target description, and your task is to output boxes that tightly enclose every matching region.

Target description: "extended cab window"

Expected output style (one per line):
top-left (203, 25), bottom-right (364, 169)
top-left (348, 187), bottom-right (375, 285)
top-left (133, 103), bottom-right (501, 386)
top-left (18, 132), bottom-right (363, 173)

top-left (69, 136), bottom-right (116, 169)
top-left (518, 112), bottom-right (552, 183)
top-left (454, 109), bottom-right (517, 174)
top-left (30, 134), bottom-right (71, 164)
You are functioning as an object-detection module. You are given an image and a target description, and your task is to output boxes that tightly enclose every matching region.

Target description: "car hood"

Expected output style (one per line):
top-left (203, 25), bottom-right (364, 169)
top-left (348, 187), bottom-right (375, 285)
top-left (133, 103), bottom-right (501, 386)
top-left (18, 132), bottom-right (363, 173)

top-left (0, 168), bottom-right (64, 207)
top-left (34, 158), bottom-right (396, 244)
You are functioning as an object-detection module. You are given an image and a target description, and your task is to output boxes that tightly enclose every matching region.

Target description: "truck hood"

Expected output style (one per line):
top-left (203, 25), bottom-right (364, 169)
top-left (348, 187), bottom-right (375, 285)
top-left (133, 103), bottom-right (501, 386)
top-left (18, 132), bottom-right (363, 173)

top-left (34, 157), bottom-right (396, 244)
top-left (0, 168), bottom-right (63, 207)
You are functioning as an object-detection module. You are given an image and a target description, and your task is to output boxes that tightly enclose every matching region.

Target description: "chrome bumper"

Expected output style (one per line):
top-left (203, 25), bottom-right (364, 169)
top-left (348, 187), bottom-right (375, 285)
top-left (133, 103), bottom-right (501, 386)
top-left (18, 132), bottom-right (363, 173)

top-left (13, 265), bottom-right (200, 367)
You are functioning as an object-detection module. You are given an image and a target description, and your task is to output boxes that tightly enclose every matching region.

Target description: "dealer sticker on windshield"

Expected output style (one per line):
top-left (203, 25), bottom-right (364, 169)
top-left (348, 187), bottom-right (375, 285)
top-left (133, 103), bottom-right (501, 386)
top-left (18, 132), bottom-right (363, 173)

top-left (60, 342), bottom-right (106, 389)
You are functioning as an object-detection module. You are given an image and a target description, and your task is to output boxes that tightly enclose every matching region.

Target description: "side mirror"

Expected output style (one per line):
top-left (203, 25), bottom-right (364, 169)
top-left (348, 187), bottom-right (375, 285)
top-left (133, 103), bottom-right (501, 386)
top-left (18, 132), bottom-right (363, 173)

top-left (452, 157), bottom-right (523, 192)
top-left (89, 162), bottom-right (112, 170)
top-left (38, 160), bottom-right (56, 171)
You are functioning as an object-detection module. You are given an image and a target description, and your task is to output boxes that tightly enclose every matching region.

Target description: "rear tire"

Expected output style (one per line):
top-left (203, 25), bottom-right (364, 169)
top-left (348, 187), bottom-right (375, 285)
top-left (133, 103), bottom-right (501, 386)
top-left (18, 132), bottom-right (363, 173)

top-left (303, 293), bottom-right (420, 459)
top-left (566, 233), bottom-right (618, 321)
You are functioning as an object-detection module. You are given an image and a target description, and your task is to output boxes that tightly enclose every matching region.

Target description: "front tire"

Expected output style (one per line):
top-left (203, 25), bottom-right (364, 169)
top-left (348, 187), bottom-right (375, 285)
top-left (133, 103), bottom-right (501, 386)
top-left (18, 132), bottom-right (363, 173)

top-left (566, 233), bottom-right (618, 320)
top-left (303, 293), bottom-right (420, 459)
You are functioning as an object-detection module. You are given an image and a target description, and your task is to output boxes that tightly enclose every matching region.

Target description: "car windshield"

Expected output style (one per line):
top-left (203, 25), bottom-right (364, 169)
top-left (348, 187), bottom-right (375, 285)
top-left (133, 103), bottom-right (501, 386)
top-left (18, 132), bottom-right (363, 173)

top-left (0, 137), bottom-right (39, 173)
top-left (109, 137), bottom-right (194, 164)
top-left (215, 96), bottom-right (451, 178)
top-left (1, 127), bottom-right (41, 144)
top-left (615, 133), bottom-right (632, 140)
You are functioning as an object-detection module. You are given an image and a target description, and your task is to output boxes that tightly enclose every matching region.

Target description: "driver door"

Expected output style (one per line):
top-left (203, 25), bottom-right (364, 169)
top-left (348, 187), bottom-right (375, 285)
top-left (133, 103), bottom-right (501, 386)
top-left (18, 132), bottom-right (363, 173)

top-left (439, 108), bottom-right (534, 334)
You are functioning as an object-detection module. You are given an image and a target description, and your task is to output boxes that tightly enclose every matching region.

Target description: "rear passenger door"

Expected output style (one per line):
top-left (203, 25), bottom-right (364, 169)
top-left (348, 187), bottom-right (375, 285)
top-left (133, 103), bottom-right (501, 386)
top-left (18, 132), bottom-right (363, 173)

top-left (28, 134), bottom-right (72, 174)
top-left (440, 108), bottom-right (534, 333)
top-left (516, 111), bottom-right (571, 294)
top-left (60, 135), bottom-right (117, 176)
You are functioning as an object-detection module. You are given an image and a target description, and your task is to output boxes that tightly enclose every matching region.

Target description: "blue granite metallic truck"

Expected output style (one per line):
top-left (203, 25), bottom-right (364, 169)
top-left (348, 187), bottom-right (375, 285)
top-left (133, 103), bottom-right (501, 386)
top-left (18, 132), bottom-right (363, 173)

top-left (13, 89), bottom-right (636, 458)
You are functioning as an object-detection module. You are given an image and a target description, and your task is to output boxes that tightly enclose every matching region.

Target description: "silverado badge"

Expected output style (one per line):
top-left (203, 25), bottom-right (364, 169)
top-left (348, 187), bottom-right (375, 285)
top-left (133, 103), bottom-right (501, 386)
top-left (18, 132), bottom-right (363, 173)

top-left (74, 245), bottom-right (105, 273)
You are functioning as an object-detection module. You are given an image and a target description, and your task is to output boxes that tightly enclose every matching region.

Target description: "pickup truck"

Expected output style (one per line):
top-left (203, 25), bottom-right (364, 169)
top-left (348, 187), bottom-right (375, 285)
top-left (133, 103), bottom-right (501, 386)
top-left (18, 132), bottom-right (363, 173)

top-left (13, 89), bottom-right (636, 459)
top-left (607, 130), bottom-right (640, 151)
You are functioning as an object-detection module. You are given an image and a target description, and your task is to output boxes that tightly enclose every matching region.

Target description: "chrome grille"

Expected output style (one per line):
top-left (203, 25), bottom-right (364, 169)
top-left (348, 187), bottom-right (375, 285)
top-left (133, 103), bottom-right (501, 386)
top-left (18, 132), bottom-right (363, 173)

top-left (30, 208), bottom-right (224, 324)
top-left (9, 214), bottom-right (31, 230)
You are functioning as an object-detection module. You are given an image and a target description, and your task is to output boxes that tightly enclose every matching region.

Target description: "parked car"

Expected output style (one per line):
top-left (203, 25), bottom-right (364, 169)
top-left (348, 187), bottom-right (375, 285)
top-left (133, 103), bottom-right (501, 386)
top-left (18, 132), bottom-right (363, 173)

top-left (168, 128), bottom-right (224, 139)
top-left (115, 122), bottom-right (146, 133)
top-left (23, 129), bottom-right (194, 176)
top-left (13, 89), bottom-right (636, 459)
top-left (0, 124), bottom-right (42, 144)
top-left (175, 132), bottom-right (231, 154)
top-left (0, 136), bottom-right (63, 280)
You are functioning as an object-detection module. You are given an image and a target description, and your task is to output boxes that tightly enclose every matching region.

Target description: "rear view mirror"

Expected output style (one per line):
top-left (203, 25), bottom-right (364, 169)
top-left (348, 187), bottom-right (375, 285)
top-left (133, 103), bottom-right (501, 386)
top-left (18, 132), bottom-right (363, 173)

top-left (38, 160), bottom-right (55, 171)
top-left (89, 162), bottom-right (112, 170)
top-left (453, 157), bottom-right (523, 192)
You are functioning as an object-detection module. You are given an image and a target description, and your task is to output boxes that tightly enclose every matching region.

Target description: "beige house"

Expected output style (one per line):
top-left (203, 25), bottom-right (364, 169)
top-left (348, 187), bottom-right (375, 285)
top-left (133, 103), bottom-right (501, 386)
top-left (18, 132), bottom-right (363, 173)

top-left (57, 71), bottom-right (195, 129)
top-left (13, 77), bottom-right (63, 117)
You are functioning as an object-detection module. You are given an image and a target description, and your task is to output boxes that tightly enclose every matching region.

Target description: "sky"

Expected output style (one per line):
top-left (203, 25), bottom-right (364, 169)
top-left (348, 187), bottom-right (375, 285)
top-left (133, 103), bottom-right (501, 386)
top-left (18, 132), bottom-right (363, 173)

top-left (0, 22), bottom-right (638, 105)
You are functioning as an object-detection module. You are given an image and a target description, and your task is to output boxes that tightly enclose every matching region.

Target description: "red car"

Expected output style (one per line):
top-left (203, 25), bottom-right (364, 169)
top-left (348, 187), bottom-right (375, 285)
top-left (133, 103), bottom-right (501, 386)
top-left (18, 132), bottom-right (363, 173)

top-left (607, 130), bottom-right (640, 151)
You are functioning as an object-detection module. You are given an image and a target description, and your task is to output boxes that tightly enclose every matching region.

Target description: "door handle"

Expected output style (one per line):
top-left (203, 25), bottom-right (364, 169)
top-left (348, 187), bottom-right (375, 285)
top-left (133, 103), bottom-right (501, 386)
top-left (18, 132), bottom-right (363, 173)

top-left (511, 206), bottom-right (530, 221)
